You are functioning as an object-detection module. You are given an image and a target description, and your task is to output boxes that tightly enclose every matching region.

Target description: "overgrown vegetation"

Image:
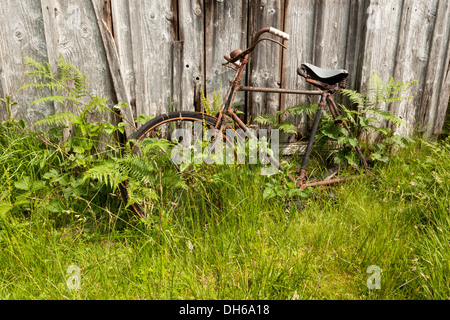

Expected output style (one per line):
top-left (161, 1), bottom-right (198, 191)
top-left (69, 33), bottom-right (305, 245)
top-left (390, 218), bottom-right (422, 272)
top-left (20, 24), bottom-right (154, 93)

top-left (255, 72), bottom-right (416, 167)
top-left (0, 58), bottom-right (449, 300)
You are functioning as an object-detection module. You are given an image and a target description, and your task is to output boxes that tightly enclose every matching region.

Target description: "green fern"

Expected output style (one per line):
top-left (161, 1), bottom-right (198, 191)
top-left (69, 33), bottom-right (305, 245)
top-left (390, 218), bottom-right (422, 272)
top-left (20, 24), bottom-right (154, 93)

top-left (200, 85), bottom-right (222, 116)
top-left (366, 108), bottom-right (406, 127)
top-left (31, 95), bottom-right (81, 107)
top-left (342, 72), bottom-right (416, 112)
top-left (20, 55), bottom-right (89, 114)
top-left (83, 160), bottom-right (128, 191)
top-left (276, 122), bottom-right (297, 134)
top-left (254, 114), bottom-right (277, 127)
top-left (84, 138), bottom-right (187, 204)
top-left (254, 103), bottom-right (319, 135)
top-left (283, 103), bottom-right (318, 117)
top-left (34, 112), bottom-right (79, 127)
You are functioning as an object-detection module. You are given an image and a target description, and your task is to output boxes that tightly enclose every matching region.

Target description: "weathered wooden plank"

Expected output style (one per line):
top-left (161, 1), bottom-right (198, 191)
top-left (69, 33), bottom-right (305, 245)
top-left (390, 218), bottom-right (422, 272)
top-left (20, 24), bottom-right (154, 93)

top-left (128, 0), bottom-right (174, 118)
top-left (433, 35), bottom-right (450, 136)
top-left (41, 0), bottom-right (116, 127)
top-left (248, 0), bottom-right (285, 121)
top-left (204, 0), bottom-right (248, 114)
top-left (41, 0), bottom-right (60, 68)
top-left (344, 0), bottom-right (366, 90)
top-left (358, 0), bottom-right (402, 91)
top-left (392, 0), bottom-right (439, 136)
top-left (111, 0), bottom-right (136, 116)
top-left (312, 0), bottom-right (351, 70)
top-left (40, 0), bottom-right (69, 139)
top-left (0, 0), bottom-right (52, 124)
top-left (0, 59), bottom-right (6, 121)
top-left (171, 40), bottom-right (184, 112)
top-left (355, 0), bottom-right (403, 142)
top-left (281, 0), bottom-right (317, 139)
top-left (0, 0), bottom-right (448, 139)
top-left (419, 0), bottom-right (450, 137)
top-left (176, 0), bottom-right (204, 112)
top-left (101, 0), bottom-right (113, 35)
top-left (91, 0), bottom-right (135, 137)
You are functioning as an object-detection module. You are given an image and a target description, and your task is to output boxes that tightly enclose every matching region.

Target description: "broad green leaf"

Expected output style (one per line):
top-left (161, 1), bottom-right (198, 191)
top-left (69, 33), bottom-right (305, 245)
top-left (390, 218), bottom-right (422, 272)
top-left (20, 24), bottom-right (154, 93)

top-left (0, 201), bottom-right (13, 216)
top-left (103, 123), bottom-right (116, 135)
top-left (14, 176), bottom-right (32, 191)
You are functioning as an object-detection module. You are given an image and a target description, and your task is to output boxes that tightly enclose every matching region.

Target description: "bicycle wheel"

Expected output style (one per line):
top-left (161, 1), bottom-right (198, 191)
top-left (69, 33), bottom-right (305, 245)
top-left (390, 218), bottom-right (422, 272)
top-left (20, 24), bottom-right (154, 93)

top-left (119, 111), bottom-right (224, 218)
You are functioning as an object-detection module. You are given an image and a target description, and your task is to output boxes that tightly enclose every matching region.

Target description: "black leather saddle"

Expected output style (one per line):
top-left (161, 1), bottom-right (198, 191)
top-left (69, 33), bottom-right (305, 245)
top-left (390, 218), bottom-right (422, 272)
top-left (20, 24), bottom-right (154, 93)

top-left (298, 63), bottom-right (348, 88)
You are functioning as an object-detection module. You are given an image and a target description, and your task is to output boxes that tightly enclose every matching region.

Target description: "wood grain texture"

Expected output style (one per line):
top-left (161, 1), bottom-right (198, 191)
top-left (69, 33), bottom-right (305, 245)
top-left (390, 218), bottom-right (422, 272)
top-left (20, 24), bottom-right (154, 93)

top-left (41, 0), bottom-right (115, 128)
top-left (91, 0), bottom-right (135, 137)
top-left (0, 0), bottom-right (448, 138)
top-left (0, 0), bottom-right (51, 124)
top-left (418, 0), bottom-right (450, 137)
top-left (248, 0), bottom-right (285, 121)
top-left (128, 0), bottom-right (174, 118)
top-left (312, 0), bottom-right (351, 70)
top-left (355, 0), bottom-right (403, 142)
top-left (281, 0), bottom-right (317, 139)
top-left (204, 0), bottom-right (248, 113)
top-left (392, 0), bottom-right (439, 136)
top-left (177, 0), bottom-right (204, 112)
top-left (358, 0), bottom-right (403, 91)
top-left (111, 0), bottom-right (136, 114)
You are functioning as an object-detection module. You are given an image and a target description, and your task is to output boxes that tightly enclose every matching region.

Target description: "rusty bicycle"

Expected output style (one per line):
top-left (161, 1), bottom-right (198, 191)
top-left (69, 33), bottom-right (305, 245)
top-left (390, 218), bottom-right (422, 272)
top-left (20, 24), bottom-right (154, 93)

top-left (120, 26), bottom-right (368, 218)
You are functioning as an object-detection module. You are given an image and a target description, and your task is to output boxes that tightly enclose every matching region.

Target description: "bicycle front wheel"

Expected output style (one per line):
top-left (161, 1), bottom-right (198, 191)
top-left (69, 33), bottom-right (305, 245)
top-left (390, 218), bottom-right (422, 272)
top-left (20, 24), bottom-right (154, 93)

top-left (119, 111), bottom-right (223, 218)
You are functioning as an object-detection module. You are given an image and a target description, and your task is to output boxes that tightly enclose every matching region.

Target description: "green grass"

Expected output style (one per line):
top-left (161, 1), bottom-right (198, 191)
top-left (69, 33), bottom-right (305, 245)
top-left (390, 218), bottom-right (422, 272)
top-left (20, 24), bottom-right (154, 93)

top-left (1, 127), bottom-right (449, 299)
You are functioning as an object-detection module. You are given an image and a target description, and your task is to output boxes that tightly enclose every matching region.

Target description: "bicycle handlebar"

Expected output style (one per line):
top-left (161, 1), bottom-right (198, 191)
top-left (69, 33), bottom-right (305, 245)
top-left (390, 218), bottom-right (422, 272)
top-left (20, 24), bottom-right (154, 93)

top-left (224, 27), bottom-right (290, 64)
top-left (268, 27), bottom-right (290, 40)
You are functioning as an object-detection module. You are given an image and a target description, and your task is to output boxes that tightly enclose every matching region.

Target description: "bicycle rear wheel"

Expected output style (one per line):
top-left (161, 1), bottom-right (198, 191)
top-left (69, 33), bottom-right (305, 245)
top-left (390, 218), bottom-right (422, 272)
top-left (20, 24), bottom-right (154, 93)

top-left (119, 111), bottom-right (223, 218)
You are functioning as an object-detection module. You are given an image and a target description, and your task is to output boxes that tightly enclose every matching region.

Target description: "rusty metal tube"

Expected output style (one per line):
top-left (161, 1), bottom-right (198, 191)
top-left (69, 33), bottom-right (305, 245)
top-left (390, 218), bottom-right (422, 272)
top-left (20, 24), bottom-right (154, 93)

top-left (239, 86), bottom-right (323, 95)
top-left (300, 93), bottom-right (327, 171)
top-left (299, 175), bottom-right (361, 190)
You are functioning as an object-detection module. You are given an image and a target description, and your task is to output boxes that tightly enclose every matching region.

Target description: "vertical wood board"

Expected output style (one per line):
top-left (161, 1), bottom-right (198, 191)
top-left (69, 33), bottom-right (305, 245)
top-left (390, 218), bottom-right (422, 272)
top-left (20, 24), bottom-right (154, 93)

top-left (128, 0), bottom-right (174, 118)
top-left (204, 0), bottom-right (248, 113)
top-left (0, 0), bottom-right (51, 123)
top-left (392, 0), bottom-right (439, 136)
top-left (248, 0), bottom-right (285, 120)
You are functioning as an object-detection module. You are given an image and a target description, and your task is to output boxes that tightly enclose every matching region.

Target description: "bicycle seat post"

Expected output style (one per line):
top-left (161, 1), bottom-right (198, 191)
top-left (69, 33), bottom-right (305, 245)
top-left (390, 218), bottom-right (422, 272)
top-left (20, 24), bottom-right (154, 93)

top-left (298, 91), bottom-right (328, 184)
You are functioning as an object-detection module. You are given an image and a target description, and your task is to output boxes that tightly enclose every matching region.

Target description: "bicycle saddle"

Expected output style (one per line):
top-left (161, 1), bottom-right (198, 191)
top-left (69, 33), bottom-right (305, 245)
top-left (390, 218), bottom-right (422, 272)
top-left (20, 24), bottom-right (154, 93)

top-left (298, 63), bottom-right (348, 87)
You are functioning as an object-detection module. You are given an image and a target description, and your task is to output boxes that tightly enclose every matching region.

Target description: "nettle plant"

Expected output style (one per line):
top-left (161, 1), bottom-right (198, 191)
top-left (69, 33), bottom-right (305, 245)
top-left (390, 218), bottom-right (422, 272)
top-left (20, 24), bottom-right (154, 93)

top-left (256, 72), bottom-right (416, 168)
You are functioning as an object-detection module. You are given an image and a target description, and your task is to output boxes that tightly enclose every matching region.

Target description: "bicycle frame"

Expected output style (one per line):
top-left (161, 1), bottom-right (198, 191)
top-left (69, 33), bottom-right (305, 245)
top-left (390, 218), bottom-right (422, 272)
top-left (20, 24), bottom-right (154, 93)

top-left (215, 27), bottom-right (367, 188)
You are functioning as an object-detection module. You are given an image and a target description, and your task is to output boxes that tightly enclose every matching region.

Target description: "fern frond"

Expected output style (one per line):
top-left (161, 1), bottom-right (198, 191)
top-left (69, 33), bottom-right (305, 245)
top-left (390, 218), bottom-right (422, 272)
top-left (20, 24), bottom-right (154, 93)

top-left (337, 103), bottom-right (359, 125)
top-left (84, 96), bottom-right (109, 114)
top-left (285, 103), bottom-right (318, 117)
top-left (200, 85), bottom-right (211, 115)
top-left (34, 112), bottom-right (79, 127)
top-left (366, 72), bottom-right (385, 105)
top-left (83, 160), bottom-right (128, 191)
top-left (19, 82), bottom-right (66, 92)
top-left (372, 95), bottom-right (415, 106)
top-left (23, 57), bottom-right (54, 78)
top-left (383, 77), bottom-right (417, 97)
top-left (119, 155), bottom-right (158, 182)
top-left (366, 108), bottom-right (406, 127)
top-left (31, 95), bottom-right (81, 107)
top-left (276, 122), bottom-right (297, 134)
top-left (254, 114), bottom-right (277, 126)
top-left (341, 89), bottom-right (366, 108)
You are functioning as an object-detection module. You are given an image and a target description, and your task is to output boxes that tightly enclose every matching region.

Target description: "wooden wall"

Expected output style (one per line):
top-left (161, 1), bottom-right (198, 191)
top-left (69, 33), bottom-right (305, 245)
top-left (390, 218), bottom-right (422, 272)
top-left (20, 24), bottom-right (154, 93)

top-left (0, 0), bottom-right (449, 138)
